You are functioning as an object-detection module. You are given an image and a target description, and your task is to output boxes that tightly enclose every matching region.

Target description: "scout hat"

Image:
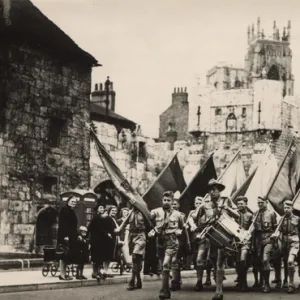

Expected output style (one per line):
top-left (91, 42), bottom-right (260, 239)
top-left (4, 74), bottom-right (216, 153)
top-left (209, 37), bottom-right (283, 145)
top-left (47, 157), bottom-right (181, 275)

top-left (283, 199), bottom-right (293, 206)
top-left (207, 178), bottom-right (225, 192)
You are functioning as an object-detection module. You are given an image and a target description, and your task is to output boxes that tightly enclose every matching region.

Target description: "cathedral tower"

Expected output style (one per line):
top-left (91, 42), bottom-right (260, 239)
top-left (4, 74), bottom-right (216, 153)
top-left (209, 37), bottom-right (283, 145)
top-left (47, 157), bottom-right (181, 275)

top-left (244, 18), bottom-right (293, 96)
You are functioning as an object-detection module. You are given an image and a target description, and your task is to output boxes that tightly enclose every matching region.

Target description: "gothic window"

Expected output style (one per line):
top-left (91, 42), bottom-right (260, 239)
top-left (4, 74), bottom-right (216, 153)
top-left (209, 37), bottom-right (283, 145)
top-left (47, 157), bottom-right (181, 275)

top-left (267, 65), bottom-right (280, 81)
top-left (226, 112), bottom-right (237, 131)
top-left (48, 117), bottom-right (67, 147)
top-left (215, 108), bottom-right (222, 116)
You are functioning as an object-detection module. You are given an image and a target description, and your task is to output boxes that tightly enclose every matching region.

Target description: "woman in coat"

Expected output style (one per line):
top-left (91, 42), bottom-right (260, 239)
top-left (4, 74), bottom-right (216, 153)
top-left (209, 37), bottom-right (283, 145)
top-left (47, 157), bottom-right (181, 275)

top-left (57, 195), bottom-right (78, 280)
top-left (88, 204), bottom-right (116, 279)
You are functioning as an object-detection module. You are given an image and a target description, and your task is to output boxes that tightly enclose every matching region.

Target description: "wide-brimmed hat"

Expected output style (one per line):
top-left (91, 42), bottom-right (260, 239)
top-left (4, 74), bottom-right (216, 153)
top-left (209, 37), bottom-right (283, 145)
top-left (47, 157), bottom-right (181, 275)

top-left (207, 178), bottom-right (225, 192)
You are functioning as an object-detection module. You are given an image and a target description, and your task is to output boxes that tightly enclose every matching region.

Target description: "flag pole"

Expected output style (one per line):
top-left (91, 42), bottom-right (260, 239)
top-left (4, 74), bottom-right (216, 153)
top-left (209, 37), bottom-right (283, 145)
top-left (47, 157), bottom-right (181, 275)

top-left (264, 137), bottom-right (295, 200)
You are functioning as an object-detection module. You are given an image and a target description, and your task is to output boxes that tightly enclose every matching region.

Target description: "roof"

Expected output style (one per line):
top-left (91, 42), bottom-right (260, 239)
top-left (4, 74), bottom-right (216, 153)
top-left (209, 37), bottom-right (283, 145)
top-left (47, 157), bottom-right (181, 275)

top-left (0, 0), bottom-right (99, 67)
top-left (90, 103), bottom-right (136, 130)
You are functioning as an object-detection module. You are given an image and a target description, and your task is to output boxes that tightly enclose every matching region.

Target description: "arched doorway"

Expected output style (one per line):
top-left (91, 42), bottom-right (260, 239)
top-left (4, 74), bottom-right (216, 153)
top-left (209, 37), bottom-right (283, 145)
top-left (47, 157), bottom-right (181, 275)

top-left (93, 180), bottom-right (124, 208)
top-left (267, 65), bottom-right (280, 81)
top-left (36, 206), bottom-right (58, 253)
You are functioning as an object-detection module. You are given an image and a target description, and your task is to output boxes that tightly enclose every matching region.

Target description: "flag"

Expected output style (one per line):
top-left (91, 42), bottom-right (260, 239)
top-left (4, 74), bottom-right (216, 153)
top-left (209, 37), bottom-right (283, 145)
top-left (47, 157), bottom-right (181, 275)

top-left (244, 145), bottom-right (278, 212)
top-left (90, 128), bottom-right (153, 226)
top-left (178, 153), bottom-right (217, 215)
top-left (220, 153), bottom-right (246, 198)
top-left (267, 139), bottom-right (300, 215)
top-left (292, 189), bottom-right (300, 217)
top-left (143, 154), bottom-right (186, 210)
top-left (231, 165), bottom-right (258, 205)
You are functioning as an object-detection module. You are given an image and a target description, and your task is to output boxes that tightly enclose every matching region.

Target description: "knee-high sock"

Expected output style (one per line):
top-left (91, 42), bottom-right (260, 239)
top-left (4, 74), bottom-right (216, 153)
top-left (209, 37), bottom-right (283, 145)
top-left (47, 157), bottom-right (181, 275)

top-left (215, 270), bottom-right (225, 294)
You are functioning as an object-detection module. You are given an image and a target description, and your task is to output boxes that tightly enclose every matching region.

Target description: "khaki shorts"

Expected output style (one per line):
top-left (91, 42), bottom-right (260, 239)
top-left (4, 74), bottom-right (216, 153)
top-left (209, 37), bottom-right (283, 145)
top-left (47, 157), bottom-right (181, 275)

top-left (129, 232), bottom-right (146, 256)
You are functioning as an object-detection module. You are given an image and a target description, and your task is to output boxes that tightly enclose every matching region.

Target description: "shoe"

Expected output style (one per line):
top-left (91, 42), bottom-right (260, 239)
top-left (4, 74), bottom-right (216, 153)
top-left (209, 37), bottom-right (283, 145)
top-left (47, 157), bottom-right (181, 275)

top-left (282, 281), bottom-right (288, 288)
top-left (287, 285), bottom-right (295, 294)
top-left (275, 280), bottom-right (281, 289)
top-left (261, 284), bottom-right (271, 293)
top-left (194, 281), bottom-right (203, 291)
top-left (127, 280), bottom-right (135, 291)
top-left (135, 279), bottom-right (142, 289)
top-left (204, 280), bottom-right (212, 286)
top-left (212, 293), bottom-right (223, 300)
top-left (75, 275), bottom-right (81, 280)
top-left (159, 289), bottom-right (170, 299)
top-left (59, 275), bottom-right (73, 280)
top-left (80, 275), bottom-right (87, 280)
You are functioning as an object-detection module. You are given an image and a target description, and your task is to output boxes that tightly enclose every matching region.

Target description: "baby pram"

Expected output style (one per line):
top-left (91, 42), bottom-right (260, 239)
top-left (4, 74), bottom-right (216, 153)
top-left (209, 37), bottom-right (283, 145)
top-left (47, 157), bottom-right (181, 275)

top-left (42, 246), bottom-right (77, 277)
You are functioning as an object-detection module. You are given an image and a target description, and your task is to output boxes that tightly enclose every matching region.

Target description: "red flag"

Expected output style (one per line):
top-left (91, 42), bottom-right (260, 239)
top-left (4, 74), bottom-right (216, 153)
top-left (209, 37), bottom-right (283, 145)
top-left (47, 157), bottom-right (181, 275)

top-left (90, 129), bottom-right (153, 225)
top-left (267, 139), bottom-right (300, 215)
top-left (178, 153), bottom-right (217, 215)
top-left (143, 154), bottom-right (186, 210)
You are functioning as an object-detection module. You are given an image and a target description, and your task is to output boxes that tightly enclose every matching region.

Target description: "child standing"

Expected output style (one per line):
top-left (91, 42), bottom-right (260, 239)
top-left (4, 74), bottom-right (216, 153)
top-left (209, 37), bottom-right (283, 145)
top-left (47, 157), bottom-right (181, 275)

top-left (75, 226), bottom-right (89, 280)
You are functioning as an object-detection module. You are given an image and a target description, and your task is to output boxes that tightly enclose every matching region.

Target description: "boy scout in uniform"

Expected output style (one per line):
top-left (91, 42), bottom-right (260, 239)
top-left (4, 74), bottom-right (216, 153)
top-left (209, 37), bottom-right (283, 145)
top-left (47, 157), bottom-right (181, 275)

top-left (248, 196), bottom-right (277, 293)
top-left (187, 196), bottom-right (212, 291)
top-left (116, 207), bottom-right (146, 291)
top-left (190, 179), bottom-right (239, 300)
top-left (271, 199), bottom-right (300, 293)
top-left (235, 196), bottom-right (253, 292)
top-left (148, 191), bottom-right (184, 300)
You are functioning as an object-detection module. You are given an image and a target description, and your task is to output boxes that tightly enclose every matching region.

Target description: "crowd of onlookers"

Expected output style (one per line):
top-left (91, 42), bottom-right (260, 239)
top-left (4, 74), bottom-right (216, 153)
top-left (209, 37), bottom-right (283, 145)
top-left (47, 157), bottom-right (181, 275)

top-left (56, 195), bottom-right (131, 280)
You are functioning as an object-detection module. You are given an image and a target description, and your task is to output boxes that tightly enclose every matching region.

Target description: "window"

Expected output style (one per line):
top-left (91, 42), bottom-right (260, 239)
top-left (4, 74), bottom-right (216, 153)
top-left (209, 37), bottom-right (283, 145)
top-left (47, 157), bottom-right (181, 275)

top-left (48, 117), bottom-right (67, 147)
top-left (85, 207), bottom-right (93, 227)
top-left (215, 108), bottom-right (222, 116)
top-left (167, 122), bottom-right (174, 132)
top-left (43, 176), bottom-right (58, 194)
top-left (242, 107), bottom-right (247, 117)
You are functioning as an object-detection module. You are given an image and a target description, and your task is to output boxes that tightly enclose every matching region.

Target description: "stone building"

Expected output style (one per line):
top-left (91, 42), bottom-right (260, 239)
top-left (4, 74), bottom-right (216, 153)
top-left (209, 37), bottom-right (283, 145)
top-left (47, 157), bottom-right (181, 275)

top-left (160, 18), bottom-right (300, 176)
top-left (159, 87), bottom-right (189, 147)
top-left (0, 0), bottom-right (98, 253)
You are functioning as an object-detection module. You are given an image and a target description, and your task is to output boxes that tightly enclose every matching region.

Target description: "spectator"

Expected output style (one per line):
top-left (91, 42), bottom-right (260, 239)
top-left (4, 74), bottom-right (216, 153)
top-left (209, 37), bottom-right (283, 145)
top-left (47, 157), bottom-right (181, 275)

top-left (75, 226), bottom-right (89, 280)
top-left (57, 195), bottom-right (78, 280)
top-left (88, 204), bottom-right (116, 279)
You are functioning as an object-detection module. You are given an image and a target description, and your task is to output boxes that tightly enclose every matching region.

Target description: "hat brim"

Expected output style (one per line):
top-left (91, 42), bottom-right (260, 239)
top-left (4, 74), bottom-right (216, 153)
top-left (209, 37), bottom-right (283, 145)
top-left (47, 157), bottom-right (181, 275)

top-left (208, 183), bottom-right (225, 192)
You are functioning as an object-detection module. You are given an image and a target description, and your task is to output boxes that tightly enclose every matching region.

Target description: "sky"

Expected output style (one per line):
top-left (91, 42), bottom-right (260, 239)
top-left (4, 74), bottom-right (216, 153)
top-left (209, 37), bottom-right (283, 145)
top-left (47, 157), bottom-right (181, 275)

top-left (31, 0), bottom-right (300, 138)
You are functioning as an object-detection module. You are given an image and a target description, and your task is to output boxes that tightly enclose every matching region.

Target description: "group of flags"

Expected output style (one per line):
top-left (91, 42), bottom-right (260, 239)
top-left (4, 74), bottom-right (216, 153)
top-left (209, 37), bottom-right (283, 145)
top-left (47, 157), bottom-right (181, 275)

top-left (89, 123), bottom-right (300, 224)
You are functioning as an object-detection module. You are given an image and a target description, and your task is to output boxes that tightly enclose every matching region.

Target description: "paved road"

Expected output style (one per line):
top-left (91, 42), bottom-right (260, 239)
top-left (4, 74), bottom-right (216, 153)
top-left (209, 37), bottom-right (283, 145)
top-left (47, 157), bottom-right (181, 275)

top-left (0, 273), bottom-right (298, 300)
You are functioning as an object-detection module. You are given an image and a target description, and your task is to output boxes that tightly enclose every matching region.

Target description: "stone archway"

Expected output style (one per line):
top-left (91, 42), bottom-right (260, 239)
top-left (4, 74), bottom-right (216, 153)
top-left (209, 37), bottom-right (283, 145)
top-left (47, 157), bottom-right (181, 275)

top-left (35, 206), bottom-right (58, 253)
top-left (267, 65), bottom-right (280, 81)
top-left (93, 179), bottom-right (122, 207)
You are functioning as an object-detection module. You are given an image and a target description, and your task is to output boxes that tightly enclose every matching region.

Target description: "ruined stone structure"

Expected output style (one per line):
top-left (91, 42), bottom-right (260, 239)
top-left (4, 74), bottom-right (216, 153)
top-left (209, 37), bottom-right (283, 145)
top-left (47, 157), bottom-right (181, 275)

top-left (0, 0), bottom-right (98, 253)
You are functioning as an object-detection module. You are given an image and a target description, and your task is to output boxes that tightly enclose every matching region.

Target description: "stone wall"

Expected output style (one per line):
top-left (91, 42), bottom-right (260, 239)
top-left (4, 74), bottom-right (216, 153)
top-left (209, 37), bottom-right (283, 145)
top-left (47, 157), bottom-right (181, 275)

top-left (0, 43), bottom-right (92, 253)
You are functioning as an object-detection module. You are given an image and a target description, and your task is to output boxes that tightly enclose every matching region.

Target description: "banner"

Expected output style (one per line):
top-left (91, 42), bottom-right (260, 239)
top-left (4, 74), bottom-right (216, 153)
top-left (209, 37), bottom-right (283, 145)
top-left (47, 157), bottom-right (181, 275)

top-left (178, 153), bottom-right (217, 215)
top-left (143, 154), bottom-right (186, 210)
top-left (267, 139), bottom-right (300, 215)
top-left (231, 165), bottom-right (258, 205)
top-left (90, 128), bottom-right (153, 225)
top-left (244, 145), bottom-right (278, 212)
top-left (220, 153), bottom-right (246, 198)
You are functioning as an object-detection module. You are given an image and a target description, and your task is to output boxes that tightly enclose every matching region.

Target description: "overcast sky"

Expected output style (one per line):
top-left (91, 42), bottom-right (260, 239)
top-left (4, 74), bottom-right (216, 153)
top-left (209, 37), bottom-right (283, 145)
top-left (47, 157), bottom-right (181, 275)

top-left (32, 0), bottom-right (300, 138)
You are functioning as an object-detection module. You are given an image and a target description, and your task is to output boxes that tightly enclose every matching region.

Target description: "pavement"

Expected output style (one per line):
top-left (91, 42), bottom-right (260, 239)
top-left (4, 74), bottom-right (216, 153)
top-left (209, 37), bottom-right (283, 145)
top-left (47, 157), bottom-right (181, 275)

top-left (0, 272), bottom-right (297, 300)
top-left (0, 264), bottom-right (242, 294)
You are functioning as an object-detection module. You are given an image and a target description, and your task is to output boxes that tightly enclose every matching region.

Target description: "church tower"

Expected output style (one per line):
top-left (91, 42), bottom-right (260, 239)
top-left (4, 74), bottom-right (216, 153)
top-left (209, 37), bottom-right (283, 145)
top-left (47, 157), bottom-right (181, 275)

top-left (244, 18), bottom-right (294, 96)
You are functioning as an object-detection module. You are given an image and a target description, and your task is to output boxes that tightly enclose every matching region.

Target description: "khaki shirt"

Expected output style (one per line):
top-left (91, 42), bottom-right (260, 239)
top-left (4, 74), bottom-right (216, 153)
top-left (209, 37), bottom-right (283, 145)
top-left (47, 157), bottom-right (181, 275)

top-left (279, 213), bottom-right (300, 243)
top-left (254, 208), bottom-right (277, 240)
top-left (128, 210), bottom-right (146, 232)
top-left (237, 210), bottom-right (253, 230)
top-left (151, 207), bottom-right (183, 234)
